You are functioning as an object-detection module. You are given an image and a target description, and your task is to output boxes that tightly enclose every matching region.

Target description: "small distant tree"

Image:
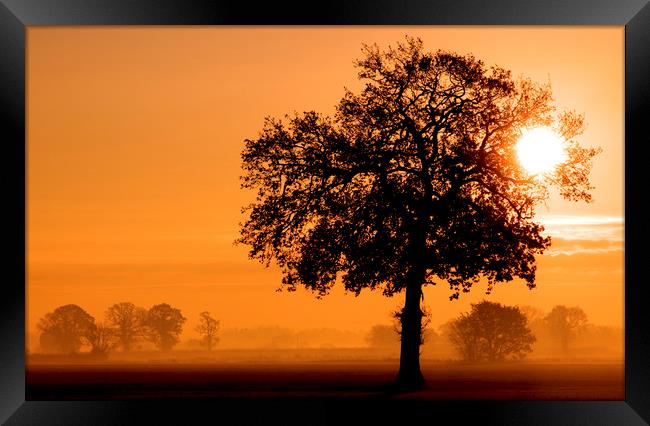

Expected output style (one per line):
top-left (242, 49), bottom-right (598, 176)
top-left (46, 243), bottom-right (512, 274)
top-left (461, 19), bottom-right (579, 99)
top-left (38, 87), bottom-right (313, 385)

top-left (105, 302), bottom-right (147, 352)
top-left (195, 311), bottom-right (220, 351)
top-left (366, 324), bottom-right (400, 348)
top-left (87, 322), bottom-right (118, 356)
top-left (144, 303), bottom-right (186, 351)
top-left (544, 305), bottom-right (588, 354)
top-left (37, 304), bottom-right (95, 354)
top-left (447, 300), bottom-right (536, 362)
top-left (519, 305), bottom-right (546, 325)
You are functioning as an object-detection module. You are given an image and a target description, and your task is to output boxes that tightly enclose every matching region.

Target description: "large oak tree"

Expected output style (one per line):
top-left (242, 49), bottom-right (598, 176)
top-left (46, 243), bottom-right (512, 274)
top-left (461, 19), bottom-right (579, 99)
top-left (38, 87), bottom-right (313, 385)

top-left (238, 37), bottom-right (599, 388)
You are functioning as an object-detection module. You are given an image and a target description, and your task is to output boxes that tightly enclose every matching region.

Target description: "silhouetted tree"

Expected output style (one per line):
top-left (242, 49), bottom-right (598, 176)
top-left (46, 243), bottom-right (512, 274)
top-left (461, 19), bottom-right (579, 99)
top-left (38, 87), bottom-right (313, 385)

top-left (195, 311), bottom-right (220, 351)
top-left (144, 303), bottom-right (186, 351)
top-left (87, 322), bottom-right (118, 356)
top-left (238, 37), bottom-right (599, 389)
top-left (544, 305), bottom-right (588, 355)
top-left (37, 304), bottom-right (95, 354)
top-left (106, 302), bottom-right (147, 352)
top-left (447, 301), bottom-right (535, 362)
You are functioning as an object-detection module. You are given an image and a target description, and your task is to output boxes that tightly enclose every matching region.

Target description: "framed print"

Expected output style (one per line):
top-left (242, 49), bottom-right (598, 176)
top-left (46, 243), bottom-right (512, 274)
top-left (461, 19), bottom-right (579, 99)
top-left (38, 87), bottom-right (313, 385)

top-left (1, 0), bottom-right (649, 425)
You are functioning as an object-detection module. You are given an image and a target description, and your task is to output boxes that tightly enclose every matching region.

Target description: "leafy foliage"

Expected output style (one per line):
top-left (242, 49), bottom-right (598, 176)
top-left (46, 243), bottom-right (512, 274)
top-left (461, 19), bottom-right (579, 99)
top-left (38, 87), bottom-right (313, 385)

top-left (446, 300), bottom-right (536, 362)
top-left (37, 304), bottom-right (96, 354)
top-left (544, 305), bottom-right (588, 353)
top-left (238, 37), bottom-right (599, 300)
top-left (105, 302), bottom-right (147, 352)
top-left (144, 303), bottom-right (186, 351)
top-left (86, 322), bottom-right (119, 355)
top-left (195, 311), bottom-right (220, 351)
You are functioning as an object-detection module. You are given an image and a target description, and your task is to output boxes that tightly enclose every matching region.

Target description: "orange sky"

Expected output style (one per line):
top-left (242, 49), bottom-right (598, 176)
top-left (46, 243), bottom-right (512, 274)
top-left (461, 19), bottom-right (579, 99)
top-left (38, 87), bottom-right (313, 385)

top-left (26, 27), bottom-right (624, 350)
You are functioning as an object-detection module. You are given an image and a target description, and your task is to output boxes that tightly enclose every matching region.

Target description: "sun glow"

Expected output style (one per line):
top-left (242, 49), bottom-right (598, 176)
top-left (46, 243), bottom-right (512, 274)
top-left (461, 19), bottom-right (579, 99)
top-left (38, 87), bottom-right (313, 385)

top-left (516, 127), bottom-right (567, 175)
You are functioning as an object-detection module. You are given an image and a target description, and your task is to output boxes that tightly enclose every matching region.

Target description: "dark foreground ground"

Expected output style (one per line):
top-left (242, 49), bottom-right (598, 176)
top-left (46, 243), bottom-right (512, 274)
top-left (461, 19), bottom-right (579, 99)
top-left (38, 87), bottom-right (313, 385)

top-left (26, 360), bottom-right (623, 400)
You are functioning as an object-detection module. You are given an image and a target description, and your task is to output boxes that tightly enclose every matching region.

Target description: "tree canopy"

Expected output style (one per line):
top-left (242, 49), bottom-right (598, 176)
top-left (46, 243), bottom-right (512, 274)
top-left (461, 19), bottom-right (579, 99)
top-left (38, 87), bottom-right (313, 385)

top-left (238, 37), bottom-right (599, 300)
top-left (144, 303), bottom-right (186, 351)
top-left (37, 304), bottom-right (95, 354)
top-left (86, 322), bottom-right (118, 355)
top-left (544, 305), bottom-right (588, 354)
top-left (195, 311), bottom-right (220, 351)
top-left (106, 302), bottom-right (147, 352)
top-left (445, 300), bottom-right (536, 362)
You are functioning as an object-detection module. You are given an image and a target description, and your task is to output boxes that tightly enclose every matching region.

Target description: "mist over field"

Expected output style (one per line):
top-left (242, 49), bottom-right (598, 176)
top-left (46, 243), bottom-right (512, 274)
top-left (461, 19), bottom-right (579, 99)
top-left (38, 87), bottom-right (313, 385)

top-left (27, 316), bottom-right (623, 364)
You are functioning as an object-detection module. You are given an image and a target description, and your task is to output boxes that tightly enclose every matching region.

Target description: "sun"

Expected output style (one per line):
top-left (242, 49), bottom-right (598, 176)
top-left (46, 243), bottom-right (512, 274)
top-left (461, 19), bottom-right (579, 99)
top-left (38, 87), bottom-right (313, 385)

top-left (516, 127), bottom-right (567, 175)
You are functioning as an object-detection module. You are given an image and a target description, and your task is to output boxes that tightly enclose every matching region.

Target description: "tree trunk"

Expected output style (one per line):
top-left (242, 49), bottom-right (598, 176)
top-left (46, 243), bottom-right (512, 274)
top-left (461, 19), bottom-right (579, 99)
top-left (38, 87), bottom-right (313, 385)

top-left (396, 280), bottom-right (425, 390)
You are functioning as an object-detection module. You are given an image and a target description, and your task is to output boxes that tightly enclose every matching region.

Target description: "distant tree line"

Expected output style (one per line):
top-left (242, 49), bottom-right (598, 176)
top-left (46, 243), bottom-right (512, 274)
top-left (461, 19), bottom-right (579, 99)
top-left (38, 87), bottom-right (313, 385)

top-left (37, 302), bottom-right (220, 356)
top-left (366, 301), bottom-right (592, 362)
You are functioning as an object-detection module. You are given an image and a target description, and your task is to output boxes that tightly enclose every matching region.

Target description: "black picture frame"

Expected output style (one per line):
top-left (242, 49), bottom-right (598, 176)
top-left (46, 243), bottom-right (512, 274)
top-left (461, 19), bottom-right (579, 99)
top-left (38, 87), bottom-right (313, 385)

top-left (1, 1), bottom-right (648, 424)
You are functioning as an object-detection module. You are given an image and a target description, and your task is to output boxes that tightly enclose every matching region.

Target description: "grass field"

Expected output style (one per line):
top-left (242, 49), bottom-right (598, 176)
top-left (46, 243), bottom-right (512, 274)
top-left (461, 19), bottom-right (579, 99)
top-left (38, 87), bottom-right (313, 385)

top-left (26, 360), bottom-right (623, 400)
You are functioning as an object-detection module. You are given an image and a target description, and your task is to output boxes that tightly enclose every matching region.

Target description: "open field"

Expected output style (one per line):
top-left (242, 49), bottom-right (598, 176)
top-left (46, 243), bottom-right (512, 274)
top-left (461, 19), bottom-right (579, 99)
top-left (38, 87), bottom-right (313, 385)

top-left (26, 360), bottom-right (623, 400)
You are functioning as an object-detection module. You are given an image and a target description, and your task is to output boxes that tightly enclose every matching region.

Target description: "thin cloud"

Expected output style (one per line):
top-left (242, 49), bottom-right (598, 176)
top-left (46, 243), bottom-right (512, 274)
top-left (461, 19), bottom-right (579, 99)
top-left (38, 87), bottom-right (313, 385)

top-left (545, 245), bottom-right (623, 257)
top-left (537, 215), bottom-right (624, 242)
